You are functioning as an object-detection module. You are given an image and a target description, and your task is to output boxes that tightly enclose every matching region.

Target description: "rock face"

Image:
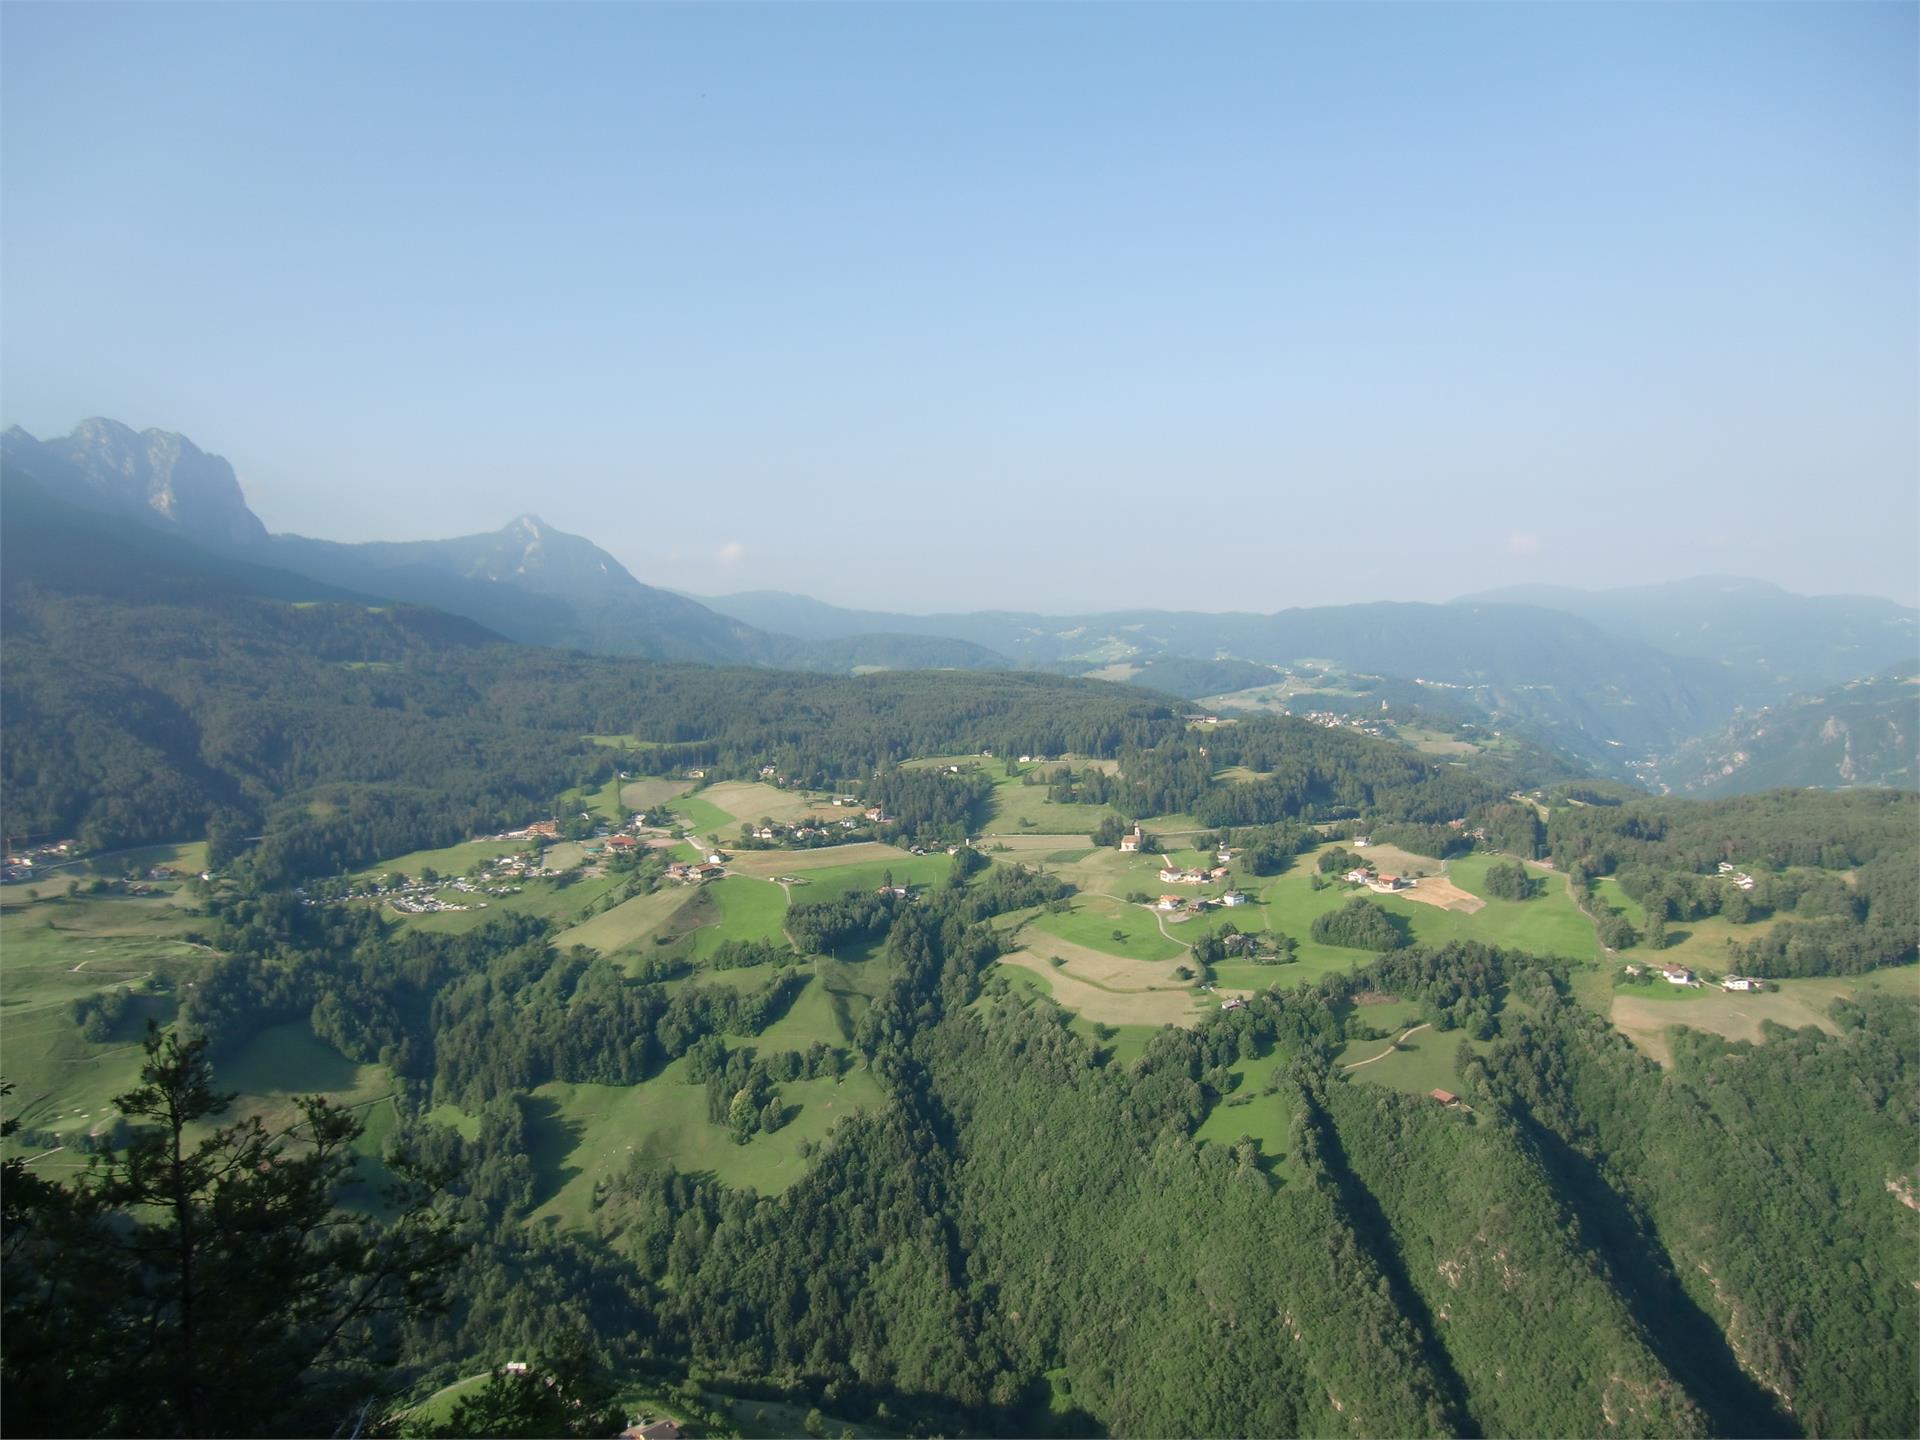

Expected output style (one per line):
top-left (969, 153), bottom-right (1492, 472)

top-left (5, 418), bottom-right (268, 548)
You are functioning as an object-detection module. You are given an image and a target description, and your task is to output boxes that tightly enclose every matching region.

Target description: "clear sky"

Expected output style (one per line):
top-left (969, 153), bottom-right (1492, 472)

top-left (3, 2), bottom-right (1915, 611)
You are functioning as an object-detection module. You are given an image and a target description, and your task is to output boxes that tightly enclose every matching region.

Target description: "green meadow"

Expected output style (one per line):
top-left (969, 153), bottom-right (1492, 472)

top-left (1026, 893), bottom-right (1185, 963)
top-left (1339, 1027), bottom-right (1491, 1098)
top-left (789, 852), bottom-right (953, 904)
top-left (1192, 1041), bottom-right (1294, 1170)
top-left (526, 1059), bottom-right (886, 1225)
top-left (0, 892), bottom-right (216, 1159)
top-left (666, 792), bottom-right (742, 839)
top-left (1253, 846), bottom-right (1602, 971)
top-left (686, 878), bottom-right (791, 957)
top-left (11, 840), bottom-right (209, 901)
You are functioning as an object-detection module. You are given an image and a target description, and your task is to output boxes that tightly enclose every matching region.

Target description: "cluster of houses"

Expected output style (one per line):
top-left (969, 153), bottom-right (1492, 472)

top-left (1300, 710), bottom-right (1391, 739)
top-left (746, 822), bottom-right (833, 844)
top-left (1716, 862), bottom-right (1758, 890)
top-left (2, 837), bottom-right (77, 884)
top-left (1343, 866), bottom-right (1411, 894)
top-left (1159, 863), bottom-right (1232, 885)
top-left (1623, 962), bottom-right (1766, 993)
top-left (1154, 890), bottom-right (1248, 914)
top-left (665, 860), bottom-right (726, 884)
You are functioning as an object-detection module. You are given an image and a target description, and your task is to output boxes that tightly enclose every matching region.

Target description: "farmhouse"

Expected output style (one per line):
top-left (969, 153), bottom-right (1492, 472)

top-left (1220, 997), bottom-right (1246, 1012)
top-left (1722, 975), bottom-right (1764, 992)
top-left (605, 835), bottom-right (638, 851)
top-left (759, 764), bottom-right (778, 777)
top-left (1221, 891), bottom-right (1249, 907)
top-left (864, 807), bottom-right (889, 823)
top-left (1429, 1089), bottom-right (1461, 1107)
top-left (1353, 836), bottom-right (1372, 848)
top-left (1208, 865), bottom-right (1231, 881)
top-left (1366, 874), bottom-right (1410, 893)
top-left (695, 863), bottom-right (724, 879)
top-left (1343, 867), bottom-right (1374, 885)
top-left (1154, 894), bottom-right (1185, 912)
top-left (1658, 964), bottom-right (1696, 986)
top-left (1118, 825), bottom-right (1143, 853)
top-left (622, 1420), bottom-right (684, 1440)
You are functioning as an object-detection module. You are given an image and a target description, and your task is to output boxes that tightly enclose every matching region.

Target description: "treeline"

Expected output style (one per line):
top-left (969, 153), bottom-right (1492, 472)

top-left (1, 587), bottom-right (1183, 880)
top-left (1084, 716), bottom-right (1513, 831)
top-left (865, 766), bottom-right (993, 843)
top-left (1551, 789), bottom-right (1918, 975)
top-left (180, 894), bottom-right (810, 1108)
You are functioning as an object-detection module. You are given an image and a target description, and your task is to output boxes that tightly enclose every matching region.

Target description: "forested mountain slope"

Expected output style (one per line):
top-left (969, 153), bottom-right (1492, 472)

top-left (1652, 665), bottom-right (1918, 797)
top-left (2, 421), bottom-right (1007, 673)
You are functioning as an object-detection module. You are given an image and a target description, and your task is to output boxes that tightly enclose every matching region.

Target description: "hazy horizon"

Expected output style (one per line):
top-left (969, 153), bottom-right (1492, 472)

top-left (4, 3), bottom-right (1915, 612)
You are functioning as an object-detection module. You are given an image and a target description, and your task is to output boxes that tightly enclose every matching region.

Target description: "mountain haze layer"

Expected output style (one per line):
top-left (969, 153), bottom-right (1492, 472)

top-left (0, 421), bottom-right (1005, 673)
top-left (8, 418), bottom-right (1916, 795)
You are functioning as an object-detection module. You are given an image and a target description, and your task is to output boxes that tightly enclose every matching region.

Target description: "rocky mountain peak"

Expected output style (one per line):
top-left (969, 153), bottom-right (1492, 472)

top-left (18, 418), bottom-right (270, 548)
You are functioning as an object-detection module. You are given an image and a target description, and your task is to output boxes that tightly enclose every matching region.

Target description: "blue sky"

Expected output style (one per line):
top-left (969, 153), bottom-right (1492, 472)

top-left (4, 2), bottom-right (1914, 610)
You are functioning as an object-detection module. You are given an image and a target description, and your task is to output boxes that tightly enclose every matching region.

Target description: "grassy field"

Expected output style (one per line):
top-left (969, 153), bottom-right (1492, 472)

top-left (665, 792), bottom-right (738, 840)
top-left (1609, 968), bottom-right (1916, 1067)
top-left (0, 892), bottom-right (219, 1160)
top-left (350, 836), bottom-right (525, 883)
top-left (687, 878), bottom-right (792, 957)
top-left (991, 963), bottom-right (1193, 1051)
top-left (526, 1059), bottom-right (886, 1225)
top-left (216, 1020), bottom-right (396, 1134)
top-left (697, 780), bottom-right (841, 827)
top-left (1192, 1041), bottom-right (1294, 1174)
top-left (1255, 846), bottom-right (1601, 971)
top-left (11, 840), bottom-right (210, 901)
top-left (998, 949), bottom-right (1206, 1028)
top-left (618, 775), bottom-right (694, 811)
top-left (1338, 1024), bottom-right (1489, 1097)
top-left (1025, 894), bottom-right (1184, 963)
top-left (552, 884), bottom-right (705, 960)
top-left (905, 754), bottom-right (1123, 837)
top-left (784, 852), bottom-right (955, 904)
top-left (748, 951), bottom-right (892, 1049)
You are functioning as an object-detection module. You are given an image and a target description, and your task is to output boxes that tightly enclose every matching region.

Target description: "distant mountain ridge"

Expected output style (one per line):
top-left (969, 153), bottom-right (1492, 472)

top-left (1456, 577), bottom-right (1918, 695)
top-left (0, 420), bottom-right (1006, 674)
top-left (8, 417), bottom-right (1915, 796)
top-left (1652, 664), bottom-right (1919, 797)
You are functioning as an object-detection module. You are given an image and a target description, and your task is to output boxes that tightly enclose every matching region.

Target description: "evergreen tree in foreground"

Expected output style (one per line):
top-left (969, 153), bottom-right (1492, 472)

top-left (2, 1025), bottom-right (459, 1438)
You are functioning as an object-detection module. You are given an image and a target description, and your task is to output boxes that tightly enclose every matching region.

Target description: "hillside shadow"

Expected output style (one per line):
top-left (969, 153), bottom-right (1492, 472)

top-left (520, 1092), bottom-right (584, 1207)
top-left (1309, 1105), bottom-right (1481, 1436)
top-left (1517, 1117), bottom-right (1799, 1437)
